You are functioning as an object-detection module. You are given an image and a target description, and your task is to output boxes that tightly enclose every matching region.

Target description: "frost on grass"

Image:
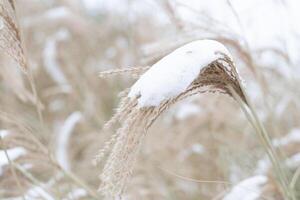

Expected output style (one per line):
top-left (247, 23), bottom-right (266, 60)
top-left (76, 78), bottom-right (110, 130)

top-left (223, 175), bottom-right (268, 200)
top-left (97, 39), bottom-right (245, 198)
top-left (128, 39), bottom-right (232, 107)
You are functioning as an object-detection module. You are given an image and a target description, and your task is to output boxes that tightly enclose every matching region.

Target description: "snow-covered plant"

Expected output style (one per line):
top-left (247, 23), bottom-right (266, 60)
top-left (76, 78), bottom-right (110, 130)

top-left (96, 40), bottom-right (248, 197)
top-left (223, 175), bottom-right (268, 200)
top-left (97, 39), bottom-right (296, 200)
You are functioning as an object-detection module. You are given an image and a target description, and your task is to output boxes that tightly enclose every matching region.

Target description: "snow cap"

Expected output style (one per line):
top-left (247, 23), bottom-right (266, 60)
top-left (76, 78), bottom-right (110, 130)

top-left (128, 40), bottom-right (232, 107)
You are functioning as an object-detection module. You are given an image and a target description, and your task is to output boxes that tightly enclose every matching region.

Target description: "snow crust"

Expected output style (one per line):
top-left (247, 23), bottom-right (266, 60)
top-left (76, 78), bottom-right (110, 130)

top-left (128, 40), bottom-right (231, 107)
top-left (223, 175), bottom-right (267, 200)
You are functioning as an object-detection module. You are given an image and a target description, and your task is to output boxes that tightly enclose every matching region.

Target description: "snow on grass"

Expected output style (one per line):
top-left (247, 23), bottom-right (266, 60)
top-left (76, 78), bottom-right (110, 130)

top-left (223, 175), bottom-right (267, 200)
top-left (0, 129), bottom-right (10, 138)
top-left (128, 40), bottom-right (231, 107)
top-left (255, 128), bottom-right (300, 174)
top-left (43, 29), bottom-right (72, 93)
top-left (9, 186), bottom-right (55, 200)
top-left (178, 143), bottom-right (205, 161)
top-left (0, 147), bottom-right (26, 176)
top-left (254, 155), bottom-right (269, 175)
top-left (273, 128), bottom-right (300, 147)
top-left (255, 152), bottom-right (300, 175)
top-left (56, 111), bottom-right (82, 170)
top-left (44, 7), bottom-right (71, 20)
top-left (62, 188), bottom-right (87, 200)
top-left (285, 153), bottom-right (300, 169)
top-left (22, 6), bottom-right (72, 27)
top-left (174, 102), bottom-right (202, 120)
top-left (0, 17), bottom-right (4, 30)
top-left (0, 130), bottom-right (26, 176)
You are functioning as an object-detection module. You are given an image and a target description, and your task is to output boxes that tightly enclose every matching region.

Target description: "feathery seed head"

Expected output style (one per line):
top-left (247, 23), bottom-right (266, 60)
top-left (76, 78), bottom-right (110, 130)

top-left (97, 40), bottom-right (247, 198)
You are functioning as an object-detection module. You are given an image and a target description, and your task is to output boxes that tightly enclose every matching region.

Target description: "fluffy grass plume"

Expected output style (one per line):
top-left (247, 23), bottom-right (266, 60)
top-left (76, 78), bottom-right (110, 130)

top-left (97, 40), bottom-right (248, 198)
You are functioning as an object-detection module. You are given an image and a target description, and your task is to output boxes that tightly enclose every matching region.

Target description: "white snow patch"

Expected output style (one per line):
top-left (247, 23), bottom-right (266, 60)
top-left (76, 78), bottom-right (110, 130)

top-left (128, 40), bottom-right (231, 107)
top-left (62, 188), bottom-right (87, 200)
top-left (285, 153), bottom-right (300, 169)
top-left (44, 7), bottom-right (70, 20)
top-left (0, 17), bottom-right (4, 30)
top-left (254, 156), bottom-right (270, 175)
top-left (43, 29), bottom-right (72, 93)
top-left (22, 7), bottom-right (71, 27)
top-left (229, 164), bottom-right (246, 183)
top-left (48, 99), bottom-right (65, 112)
top-left (10, 186), bottom-right (55, 200)
top-left (178, 143), bottom-right (205, 161)
top-left (255, 129), bottom-right (300, 174)
top-left (191, 143), bottom-right (205, 154)
top-left (175, 102), bottom-right (201, 120)
top-left (0, 129), bottom-right (10, 138)
top-left (56, 112), bottom-right (82, 170)
top-left (82, 0), bottom-right (103, 14)
top-left (273, 128), bottom-right (300, 147)
top-left (0, 147), bottom-right (26, 175)
top-left (255, 151), bottom-right (300, 175)
top-left (275, 96), bottom-right (292, 117)
top-left (223, 175), bottom-right (267, 200)
top-left (82, 0), bottom-right (169, 25)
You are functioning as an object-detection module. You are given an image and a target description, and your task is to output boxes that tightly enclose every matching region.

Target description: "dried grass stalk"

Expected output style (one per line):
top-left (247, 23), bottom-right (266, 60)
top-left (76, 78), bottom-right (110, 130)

top-left (99, 66), bottom-right (151, 78)
top-left (97, 54), bottom-right (249, 198)
top-left (0, 0), bottom-right (27, 72)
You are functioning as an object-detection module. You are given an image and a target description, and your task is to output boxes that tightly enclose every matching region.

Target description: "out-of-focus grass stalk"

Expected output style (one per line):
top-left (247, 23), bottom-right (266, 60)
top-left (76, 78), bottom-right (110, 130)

top-left (14, 163), bottom-right (59, 198)
top-left (228, 85), bottom-right (296, 200)
top-left (27, 70), bottom-right (44, 125)
top-left (12, 0), bottom-right (45, 125)
top-left (50, 155), bottom-right (100, 199)
top-left (0, 135), bottom-right (26, 200)
top-left (290, 167), bottom-right (300, 191)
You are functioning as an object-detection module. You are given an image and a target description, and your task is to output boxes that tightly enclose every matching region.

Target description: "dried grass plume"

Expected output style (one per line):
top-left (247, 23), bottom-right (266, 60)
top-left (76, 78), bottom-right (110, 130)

top-left (96, 40), bottom-right (246, 198)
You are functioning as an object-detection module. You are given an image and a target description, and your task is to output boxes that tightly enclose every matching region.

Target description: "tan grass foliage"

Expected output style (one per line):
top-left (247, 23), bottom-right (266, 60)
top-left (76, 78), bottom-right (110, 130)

top-left (97, 54), bottom-right (248, 198)
top-left (0, 1), bottom-right (299, 200)
top-left (0, 0), bottom-right (27, 72)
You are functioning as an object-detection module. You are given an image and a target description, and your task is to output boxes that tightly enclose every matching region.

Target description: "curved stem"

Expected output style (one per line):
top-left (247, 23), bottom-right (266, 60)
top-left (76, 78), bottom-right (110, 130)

top-left (290, 166), bottom-right (300, 190)
top-left (228, 86), bottom-right (296, 200)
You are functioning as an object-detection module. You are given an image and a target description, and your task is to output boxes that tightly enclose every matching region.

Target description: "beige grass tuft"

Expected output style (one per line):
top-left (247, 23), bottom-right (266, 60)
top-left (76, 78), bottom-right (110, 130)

top-left (0, 0), bottom-right (27, 72)
top-left (97, 54), bottom-right (247, 198)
